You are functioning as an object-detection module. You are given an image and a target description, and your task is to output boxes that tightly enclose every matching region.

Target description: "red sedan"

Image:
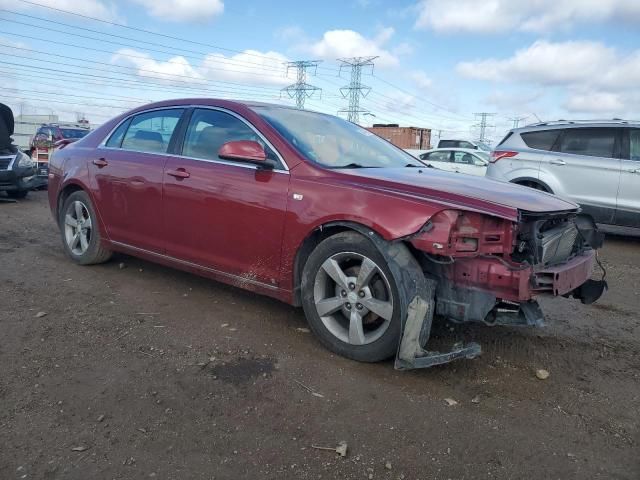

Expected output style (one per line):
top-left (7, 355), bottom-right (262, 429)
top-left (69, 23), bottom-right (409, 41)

top-left (48, 99), bottom-right (606, 367)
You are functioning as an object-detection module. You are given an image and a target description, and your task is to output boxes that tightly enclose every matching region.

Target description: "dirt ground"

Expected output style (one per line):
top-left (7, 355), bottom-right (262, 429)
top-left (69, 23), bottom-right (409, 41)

top-left (1, 191), bottom-right (639, 480)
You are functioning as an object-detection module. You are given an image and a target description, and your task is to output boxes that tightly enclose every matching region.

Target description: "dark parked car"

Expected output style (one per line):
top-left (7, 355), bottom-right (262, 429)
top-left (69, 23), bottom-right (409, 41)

top-left (0, 103), bottom-right (36, 199)
top-left (48, 99), bottom-right (606, 368)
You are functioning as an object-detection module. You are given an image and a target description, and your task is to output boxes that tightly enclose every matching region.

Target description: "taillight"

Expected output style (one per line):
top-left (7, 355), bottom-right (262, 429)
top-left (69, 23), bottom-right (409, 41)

top-left (490, 151), bottom-right (518, 163)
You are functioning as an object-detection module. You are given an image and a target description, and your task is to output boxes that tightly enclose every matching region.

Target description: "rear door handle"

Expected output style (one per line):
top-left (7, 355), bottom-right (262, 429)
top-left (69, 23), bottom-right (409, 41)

top-left (166, 168), bottom-right (190, 179)
top-left (550, 159), bottom-right (566, 166)
top-left (92, 158), bottom-right (108, 168)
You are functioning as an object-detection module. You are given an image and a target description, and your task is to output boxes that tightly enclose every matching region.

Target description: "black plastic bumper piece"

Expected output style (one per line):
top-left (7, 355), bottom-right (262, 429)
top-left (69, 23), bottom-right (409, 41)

top-left (570, 279), bottom-right (608, 305)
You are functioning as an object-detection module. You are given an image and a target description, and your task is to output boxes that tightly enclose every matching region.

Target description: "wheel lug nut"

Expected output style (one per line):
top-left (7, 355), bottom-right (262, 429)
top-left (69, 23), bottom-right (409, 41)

top-left (358, 290), bottom-right (365, 298)
top-left (356, 303), bottom-right (363, 310)
top-left (348, 283), bottom-right (355, 290)
top-left (341, 290), bottom-right (347, 297)
top-left (345, 303), bottom-right (352, 310)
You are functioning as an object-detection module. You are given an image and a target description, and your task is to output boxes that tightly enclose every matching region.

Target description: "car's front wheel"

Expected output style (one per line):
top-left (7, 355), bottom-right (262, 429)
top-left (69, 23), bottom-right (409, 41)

top-left (301, 231), bottom-right (402, 362)
top-left (60, 190), bottom-right (112, 265)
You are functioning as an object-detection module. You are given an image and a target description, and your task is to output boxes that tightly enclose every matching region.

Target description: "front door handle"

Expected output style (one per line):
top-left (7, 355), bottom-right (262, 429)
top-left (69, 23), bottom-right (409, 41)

top-left (92, 158), bottom-right (108, 168)
top-left (550, 159), bottom-right (566, 166)
top-left (166, 168), bottom-right (190, 179)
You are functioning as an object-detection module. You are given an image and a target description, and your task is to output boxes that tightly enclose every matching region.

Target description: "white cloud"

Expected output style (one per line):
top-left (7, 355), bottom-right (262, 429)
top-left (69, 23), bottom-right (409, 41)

top-left (458, 40), bottom-right (640, 117)
top-left (410, 71), bottom-right (432, 89)
top-left (304, 28), bottom-right (400, 68)
top-left (200, 50), bottom-right (290, 87)
top-left (456, 40), bottom-right (640, 90)
top-left (130, 0), bottom-right (224, 23)
top-left (112, 48), bottom-right (290, 88)
top-left (0, 0), bottom-right (119, 21)
top-left (112, 49), bottom-right (205, 84)
top-left (415, 0), bottom-right (640, 33)
top-left (564, 90), bottom-right (627, 114)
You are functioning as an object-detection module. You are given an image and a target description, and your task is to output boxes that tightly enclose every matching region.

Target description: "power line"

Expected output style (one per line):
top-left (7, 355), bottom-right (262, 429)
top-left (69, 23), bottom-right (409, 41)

top-left (473, 113), bottom-right (496, 144)
top-left (281, 61), bottom-right (322, 109)
top-left (0, 14), bottom-right (288, 74)
top-left (12, 0), bottom-right (340, 73)
top-left (337, 56), bottom-right (377, 124)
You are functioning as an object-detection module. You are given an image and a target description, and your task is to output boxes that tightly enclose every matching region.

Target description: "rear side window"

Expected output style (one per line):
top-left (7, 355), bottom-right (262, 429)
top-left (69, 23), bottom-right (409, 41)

top-left (121, 109), bottom-right (184, 154)
top-left (105, 118), bottom-right (131, 148)
top-left (559, 128), bottom-right (617, 158)
top-left (438, 140), bottom-right (456, 148)
top-left (521, 129), bottom-right (560, 151)
top-left (421, 151), bottom-right (451, 162)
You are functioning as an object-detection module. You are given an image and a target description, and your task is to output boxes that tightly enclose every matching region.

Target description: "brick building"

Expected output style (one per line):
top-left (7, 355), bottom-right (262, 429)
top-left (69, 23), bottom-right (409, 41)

top-left (365, 124), bottom-right (431, 150)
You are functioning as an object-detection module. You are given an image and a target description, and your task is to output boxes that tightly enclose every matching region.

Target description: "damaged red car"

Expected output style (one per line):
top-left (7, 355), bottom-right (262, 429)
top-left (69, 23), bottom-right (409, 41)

top-left (48, 99), bottom-right (606, 369)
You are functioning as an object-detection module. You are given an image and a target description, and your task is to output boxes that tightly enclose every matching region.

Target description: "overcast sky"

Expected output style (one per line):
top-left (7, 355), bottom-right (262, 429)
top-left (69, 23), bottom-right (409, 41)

top-left (1, 0), bottom-right (639, 143)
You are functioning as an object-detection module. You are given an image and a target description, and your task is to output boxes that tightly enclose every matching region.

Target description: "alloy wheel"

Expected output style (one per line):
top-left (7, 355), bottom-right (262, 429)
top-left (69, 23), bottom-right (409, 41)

top-left (313, 252), bottom-right (394, 345)
top-left (64, 200), bottom-right (92, 256)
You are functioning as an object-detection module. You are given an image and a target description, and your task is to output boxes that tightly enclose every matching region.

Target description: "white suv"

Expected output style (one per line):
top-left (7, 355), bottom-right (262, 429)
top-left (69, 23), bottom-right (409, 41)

top-left (486, 121), bottom-right (640, 228)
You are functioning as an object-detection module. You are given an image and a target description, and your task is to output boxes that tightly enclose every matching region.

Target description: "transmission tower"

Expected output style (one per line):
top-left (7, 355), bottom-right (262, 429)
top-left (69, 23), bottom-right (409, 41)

top-left (281, 60), bottom-right (322, 109)
top-left (337, 56), bottom-right (378, 124)
top-left (473, 112), bottom-right (495, 143)
top-left (508, 116), bottom-right (528, 129)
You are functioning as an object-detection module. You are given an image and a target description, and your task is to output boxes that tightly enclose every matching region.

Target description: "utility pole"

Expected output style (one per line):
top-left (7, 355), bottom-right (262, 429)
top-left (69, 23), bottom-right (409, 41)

top-left (473, 112), bottom-right (495, 144)
top-left (281, 60), bottom-right (322, 109)
top-left (337, 56), bottom-right (378, 124)
top-left (509, 116), bottom-right (528, 129)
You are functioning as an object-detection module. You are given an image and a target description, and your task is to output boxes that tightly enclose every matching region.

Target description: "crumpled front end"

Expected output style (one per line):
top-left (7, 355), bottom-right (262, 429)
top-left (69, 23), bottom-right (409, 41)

top-left (408, 209), bottom-right (606, 327)
top-left (394, 208), bottom-right (607, 369)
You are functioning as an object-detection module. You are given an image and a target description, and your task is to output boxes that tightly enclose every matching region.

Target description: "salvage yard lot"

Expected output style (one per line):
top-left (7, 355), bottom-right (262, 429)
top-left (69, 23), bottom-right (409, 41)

top-left (1, 191), bottom-right (639, 479)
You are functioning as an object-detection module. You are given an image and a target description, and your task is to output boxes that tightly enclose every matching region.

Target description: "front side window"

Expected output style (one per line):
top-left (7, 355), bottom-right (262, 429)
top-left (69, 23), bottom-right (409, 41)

top-left (630, 129), bottom-right (640, 161)
top-left (453, 151), bottom-right (474, 164)
top-left (559, 128), bottom-right (617, 158)
top-left (121, 109), bottom-right (184, 154)
top-left (521, 129), bottom-right (560, 151)
top-left (182, 109), bottom-right (280, 167)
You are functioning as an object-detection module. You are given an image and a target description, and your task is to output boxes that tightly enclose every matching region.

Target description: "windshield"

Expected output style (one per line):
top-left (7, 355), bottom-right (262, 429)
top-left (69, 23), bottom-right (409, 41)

top-left (254, 106), bottom-right (422, 169)
top-left (475, 151), bottom-right (490, 161)
top-left (60, 128), bottom-right (89, 139)
top-left (476, 142), bottom-right (491, 152)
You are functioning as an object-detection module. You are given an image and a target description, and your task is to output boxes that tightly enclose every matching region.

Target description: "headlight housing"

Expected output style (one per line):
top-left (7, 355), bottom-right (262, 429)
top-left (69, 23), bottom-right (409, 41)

top-left (17, 151), bottom-right (35, 168)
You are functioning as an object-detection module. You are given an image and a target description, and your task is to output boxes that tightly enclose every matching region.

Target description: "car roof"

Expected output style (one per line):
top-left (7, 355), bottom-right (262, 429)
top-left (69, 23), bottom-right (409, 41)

top-left (125, 98), bottom-right (301, 112)
top-left (513, 120), bottom-right (640, 133)
top-left (426, 148), bottom-right (484, 154)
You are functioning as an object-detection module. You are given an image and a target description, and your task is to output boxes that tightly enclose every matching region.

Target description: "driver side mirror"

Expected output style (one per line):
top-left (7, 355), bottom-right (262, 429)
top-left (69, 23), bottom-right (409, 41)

top-left (218, 140), bottom-right (272, 168)
top-left (474, 159), bottom-right (488, 167)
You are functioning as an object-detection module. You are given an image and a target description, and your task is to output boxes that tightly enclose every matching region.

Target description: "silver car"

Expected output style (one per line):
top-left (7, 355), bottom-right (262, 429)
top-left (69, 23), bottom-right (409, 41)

top-left (486, 120), bottom-right (640, 227)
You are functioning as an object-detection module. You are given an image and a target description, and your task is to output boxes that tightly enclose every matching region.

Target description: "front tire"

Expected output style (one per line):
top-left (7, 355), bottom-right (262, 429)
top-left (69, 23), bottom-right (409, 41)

top-left (60, 190), bottom-right (112, 265)
top-left (301, 231), bottom-right (402, 362)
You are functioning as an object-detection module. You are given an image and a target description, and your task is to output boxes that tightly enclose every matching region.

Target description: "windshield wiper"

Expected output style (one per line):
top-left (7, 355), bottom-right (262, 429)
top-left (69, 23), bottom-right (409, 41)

top-left (333, 162), bottom-right (366, 169)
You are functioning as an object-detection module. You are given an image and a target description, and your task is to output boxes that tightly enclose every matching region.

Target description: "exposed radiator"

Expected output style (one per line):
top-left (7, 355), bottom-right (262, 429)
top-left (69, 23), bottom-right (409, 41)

top-left (539, 223), bottom-right (578, 266)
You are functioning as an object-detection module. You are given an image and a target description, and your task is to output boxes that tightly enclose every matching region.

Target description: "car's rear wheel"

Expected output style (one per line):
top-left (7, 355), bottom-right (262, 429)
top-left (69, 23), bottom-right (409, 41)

top-left (60, 190), bottom-right (112, 265)
top-left (7, 189), bottom-right (28, 199)
top-left (301, 231), bottom-right (401, 362)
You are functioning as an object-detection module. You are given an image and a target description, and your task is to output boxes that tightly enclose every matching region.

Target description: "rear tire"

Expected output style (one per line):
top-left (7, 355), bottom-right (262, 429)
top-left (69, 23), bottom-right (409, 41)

top-left (7, 190), bottom-right (28, 199)
top-left (301, 231), bottom-right (402, 362)
top-left (59, 190), bottom-right (112, 265)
